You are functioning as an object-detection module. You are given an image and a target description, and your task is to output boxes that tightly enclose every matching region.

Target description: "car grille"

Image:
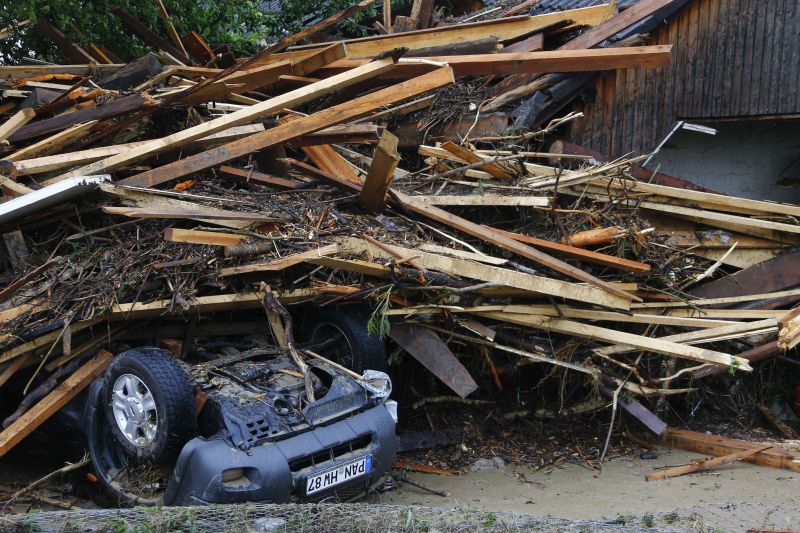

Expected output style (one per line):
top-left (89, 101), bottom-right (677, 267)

top-left (288, 434), bottom-right (372, 473)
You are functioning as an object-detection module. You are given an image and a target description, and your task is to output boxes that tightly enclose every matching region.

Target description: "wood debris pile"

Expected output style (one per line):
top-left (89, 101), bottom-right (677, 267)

top-left (0, 0), bottom-right (798, 462)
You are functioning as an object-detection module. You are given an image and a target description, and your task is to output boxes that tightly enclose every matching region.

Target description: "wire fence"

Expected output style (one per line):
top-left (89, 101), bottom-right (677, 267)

top-left (1, 500), bottom-right (797, 532)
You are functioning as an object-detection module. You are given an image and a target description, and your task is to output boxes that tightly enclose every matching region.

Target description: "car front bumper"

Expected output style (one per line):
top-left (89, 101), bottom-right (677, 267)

top-left (163, 404), bottom-right (397, 505)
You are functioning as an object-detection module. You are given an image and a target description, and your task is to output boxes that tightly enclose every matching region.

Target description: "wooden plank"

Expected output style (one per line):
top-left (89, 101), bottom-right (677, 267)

top-left (359, 130), bottom-right (399, 211)
top-left (490, 227), bottom-right (651, 274)
top-left (338, 236), bottom-right (631, 309)
top-left (9, 94), bottom-right (147, 144)
top-left (0, 65), bottom-right (124, 78)
top-left (663, 428), bottom-right (800, 473)
top-left (218, 165), bottom-right (302, 189)
top-left (55, 57), bottom-right (399, 182)
top-left (223, 62), bottom-right (294, 94)
top-left (6, 120), bottom-right (97, 161)
top-left (291, 43), bottom-right (347, 77)
top-left (219, 244), bottom-right (339, 276)
top-left (0, 108), bottom-right (36, 142)
top-left (0, 353), bottom-right (32, 390)
top-left (103, 206), bottom-right (283, 222)
top-left (110, 7), bottom-right (190, 64)
top-left (418, 195), bottom-right (551, 207)
top-left (646, 445), bottom-right (771, 481)
top-left (633, 289), bottom-right (800, 309)
top-left (0, 320), bottom-right (102, 365)
top-left (639, 201), bottom-right (800, 235)
top-left (0, 351), bottom-right (112, 458)
top-left (119, 67), bottom-right (455, 188)
top-left (392, 191), bottom-right (639, 302)
top-left (163, 228), bottom-right (246, 246)
top-left (478, 312), bottom-right (752, 370)
top-left (758, 404), bottom-right (799, 439)
top-left (294, 6), bottom-right (616, 58)
top-left (15, 124), bottom-right (263, 178)
top-left (322, 45), bottom-right (673, 78)
top-left (389, 324), bottom-right (478, 398)
top-left (635, 309), bottom-right (785, 319)
top-left (34, 18), bottom-right (94, 64)
top-left (182, 31), bottom-right (214, 63)
top-left (441, 141), bottom-right (513, 180)
top-left (690, 248), bottom-right (800, 301)
top-left (302, 144), bottom-right (363, 184)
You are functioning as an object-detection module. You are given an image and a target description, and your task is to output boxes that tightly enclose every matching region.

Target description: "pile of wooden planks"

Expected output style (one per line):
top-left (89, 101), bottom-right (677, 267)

top-left (0, 0), bottom-right (796, 461)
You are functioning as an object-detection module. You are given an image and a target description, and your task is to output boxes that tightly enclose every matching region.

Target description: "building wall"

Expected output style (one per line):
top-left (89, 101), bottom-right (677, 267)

top-left (647, 120), bottom-right (800, 202)
top-left (569, 0), bottom-right (800, 157)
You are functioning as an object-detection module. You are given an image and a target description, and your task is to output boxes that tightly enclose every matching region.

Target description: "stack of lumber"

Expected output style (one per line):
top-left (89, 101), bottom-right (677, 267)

top-left (0, 0), bottom-right (796, 457)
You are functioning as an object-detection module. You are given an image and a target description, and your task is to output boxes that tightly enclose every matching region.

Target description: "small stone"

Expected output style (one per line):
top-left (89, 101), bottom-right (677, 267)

top-left (640, 450), bottom-right (658, 460)
top-left (471, 457), bottom-right (505, 471)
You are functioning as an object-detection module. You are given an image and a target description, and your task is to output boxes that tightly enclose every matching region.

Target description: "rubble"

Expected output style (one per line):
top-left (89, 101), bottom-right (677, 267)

top-left (0, 0), bottom-right (799, 507)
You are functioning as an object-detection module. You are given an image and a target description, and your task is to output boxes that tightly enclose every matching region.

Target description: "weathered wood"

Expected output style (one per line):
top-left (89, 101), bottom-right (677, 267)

top-left (156, 0), bottom-right (190, 64)
top-left (9, 94), bottom-right (147, 144)
top-left (0, 353), bottom-right (32, 390)
top-left (392, 191), bottom-right (640, 302)
top-left (223, 62), bottom-right (293, 94)
top-left (111, 7), bottom-right (190, 64)
top-left (359, 130), bottom-right (399, 212)
top-left (490, 227), bottom-right (651, 274)
top-left (441, 142), bottom-right (513, 179)
top-left (478, 312), bottom-right (751, 370)
top-left (393, 16), bottom-right (418, 33)
top-left (291, 43), bottom-right (347, 77)
top-left (646, 445), bottom-right (771, 481)
top-left (0, 351), bottom-right (111, 458)
top-left (119, 67), bottom-right (455, 188)
top-left (405, 37), bottom-right (500, 57)
top-left (56, 57), bottom-right (398, 181)
top-left (104, 206), bottom-right (283, 223)
top-left (301, 144), bottom-right (362, 184)
top-left (163, 228), bottom-right (246, 246)
top-left (418, 195), bottom-right (551, 207)
top-left (0, 108), bottom-right (36, 142)
top-left (219, 244), bottom-right (339, 276)
top-left (690, 249), bottom-right (800, 301)
top-left (663, 428), bottom-right (800, 473)
top-left (34, 18), bottom-right (94, 64)
top-left (758, 404), bottom-right (799, 439)
top-left (390, 324), bottom-right (478, 398)
top-left (98, 53), bottom-right (163, 91)
top-left (323, 45), bottom-right (673, 78)
top-left (338, 237), bottom-right (632, 309)
top-left (182, 31), bottom-right (215, 63)
top-left (293, 6), bottom-right (616, 58)
top-left (7, 120), bottom-right (97, 161)
top-left (218, 165), bottom-right (302, 189)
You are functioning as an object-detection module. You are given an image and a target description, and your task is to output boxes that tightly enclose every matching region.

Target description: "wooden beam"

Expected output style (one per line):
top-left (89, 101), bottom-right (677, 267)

top-left (0, 108), bottom-right (36, 142)
top-left (119, 67), bottom-right (455, 188)
top-left (0, 353), bottom-right (32, 390)
top-left (110, 7), bottom-right (190, 64)
top-left (182, 31), bottom-right (214, 63)
top-left (663, 428), bottom-right (800, 473)
top-left (441, 141), bottom-right (513, 179)
top-left (0, 65), bottom-right (125, 78)
top-left (338, 236), bottom-right (632, 309)
top-left (291, 43), bottom-right (347, 77)
top-left (322, 45), bottom-right (673, 78)
top-left (392, 191), bottom-right (640, 302)
top-left (489, 226), bottom-right (651, 274)
top-left (223, 62), bottom-right (294, 94)
top-left (219, 244), bottom-right (339, 276)
top-left (163, 228), bottom-right (246, 246)
top-left (359, 130), bottom-right (399, 211)
top-left (478, 312), bottom-right (752, 370)
top-left (218, 165), bottom-right (302, 189)
top-left (156, 0), bottom-right (190, 64)
top-left (103, 206), bottom-right (283, 223)
top-left (34, 18), bottom-right (95, 64)
top-left (8, 94), bottom-right (147, 144)
top-left (646, 445), bottom-right (771, 481)
top-left (0, 351), bottom-right (112, 458)
top-left (301, 143), bottom-right (363, 184)
top-left (6, 120), bottom-right (97, 161)
top-left (417, 195), bottom-right (551, 207)
top-left (55, 57), bottom-right (399, 182)
top-left (292, 6), bottom-right (616, 58)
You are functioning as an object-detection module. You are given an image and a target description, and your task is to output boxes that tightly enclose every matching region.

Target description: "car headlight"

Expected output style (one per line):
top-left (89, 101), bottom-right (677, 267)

top-left (359, 370), bottom-right (392, 400)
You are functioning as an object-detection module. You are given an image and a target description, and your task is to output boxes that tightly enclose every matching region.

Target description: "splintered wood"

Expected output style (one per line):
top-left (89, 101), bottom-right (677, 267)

top-left (0, 0), bottom-right (795, 464)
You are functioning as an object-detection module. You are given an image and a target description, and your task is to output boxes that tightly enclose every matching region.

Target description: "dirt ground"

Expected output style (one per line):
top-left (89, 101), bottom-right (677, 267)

top-left (375, 447), bottom-right (800, 517)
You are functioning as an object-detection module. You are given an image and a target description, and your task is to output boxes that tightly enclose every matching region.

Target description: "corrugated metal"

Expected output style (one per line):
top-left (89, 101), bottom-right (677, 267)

top-left (569, 0), bottom-right (800, 157)
top-left (530, 0), bottom-right (638, 14)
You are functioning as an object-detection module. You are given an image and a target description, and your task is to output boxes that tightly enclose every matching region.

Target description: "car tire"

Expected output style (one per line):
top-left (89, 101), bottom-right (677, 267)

top-left (102, 348), bottom-right (195, 465)
top-left (303, 305), bottom-right (388, 373)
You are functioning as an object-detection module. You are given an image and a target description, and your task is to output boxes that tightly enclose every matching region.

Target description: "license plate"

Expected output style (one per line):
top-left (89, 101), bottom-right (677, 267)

top-left (305, 456), bottom-right (372, 495)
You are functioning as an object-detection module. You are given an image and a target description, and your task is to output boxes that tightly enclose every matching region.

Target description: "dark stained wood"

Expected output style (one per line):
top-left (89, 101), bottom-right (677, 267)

top-left (99, 53), bottom-right (163, 91)
top-left (9, 94), bottom-right (148, 144)
top-left (34, 18), bottom-right (94, 64)
top-left (571, 0), bottom-right (800, 157)
top-left (111, 7), bottom-right (190, 64)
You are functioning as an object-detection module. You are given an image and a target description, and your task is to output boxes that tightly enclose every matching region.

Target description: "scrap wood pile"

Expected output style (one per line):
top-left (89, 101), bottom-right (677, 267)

top-left (0, 0), bottom-right (798, 465)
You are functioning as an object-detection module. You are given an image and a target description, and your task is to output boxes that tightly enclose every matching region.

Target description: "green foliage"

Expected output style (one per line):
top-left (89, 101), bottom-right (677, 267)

top-left (367, 285), bottom-right (393, 340)
top-left (0, 0), bottom-right (410, 65)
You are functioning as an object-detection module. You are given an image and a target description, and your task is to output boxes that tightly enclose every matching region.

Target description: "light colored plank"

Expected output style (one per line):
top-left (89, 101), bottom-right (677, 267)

top-left (219, 244), bottom-right (339, 276)
top-left (359, 130), bottom-right (399, 211)
top-left (163, 228), bottom-right (246, 246)
top-left (477, 312), bottom-right (752, 370)
top-left (632, 289), bottom-right (800, 309)
top-left (417, 195), bottom-right (551, 207)
top-left (104, 206), bottom-right (282, 222)
top-left (7, 120), bottom-right (97, 161)
top-left (0, 108), bottom-right (36, 142)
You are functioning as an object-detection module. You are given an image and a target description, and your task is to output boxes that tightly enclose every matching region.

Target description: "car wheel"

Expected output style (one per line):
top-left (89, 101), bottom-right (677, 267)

top-left (303, 305), bottom-right (388, 373)
top-left (103, 348), bottom-right (195, 465)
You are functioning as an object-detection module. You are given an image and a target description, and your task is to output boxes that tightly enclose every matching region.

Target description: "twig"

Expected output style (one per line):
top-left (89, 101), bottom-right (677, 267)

top-left (1, 456), bottom-right (89, 510)
top-left (396, 475), bottom-right (449, 497)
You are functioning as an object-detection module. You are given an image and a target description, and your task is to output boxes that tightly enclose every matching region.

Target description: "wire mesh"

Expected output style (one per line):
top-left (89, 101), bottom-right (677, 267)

top-left (3, 500), bottom-right (798, 533)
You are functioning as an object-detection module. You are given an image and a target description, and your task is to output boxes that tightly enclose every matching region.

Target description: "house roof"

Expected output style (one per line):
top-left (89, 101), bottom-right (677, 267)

top-left (530, 0), bottom-right (639, 14)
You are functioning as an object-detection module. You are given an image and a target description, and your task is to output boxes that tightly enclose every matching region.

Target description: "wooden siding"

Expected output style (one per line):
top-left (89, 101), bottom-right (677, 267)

top-left (570, 0), bottom-right (800, 157)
